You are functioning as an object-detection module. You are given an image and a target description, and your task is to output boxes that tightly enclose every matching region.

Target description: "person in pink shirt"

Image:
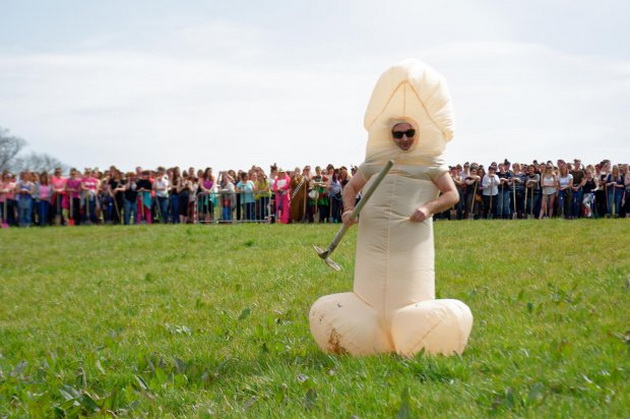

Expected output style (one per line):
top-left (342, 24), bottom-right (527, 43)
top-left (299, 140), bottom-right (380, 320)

top-left (1, 172), bottom-right (17, 226)
top-left (273, 168), bottom-right (291, 224)
top-left (65, 168), bottom-right (82, 225)
top-left (81, 169), bottom-right (99, 224)
top-left (37, 171), bottom-right (53, 226)
top-left (51, 167), bottom-right (67, 225)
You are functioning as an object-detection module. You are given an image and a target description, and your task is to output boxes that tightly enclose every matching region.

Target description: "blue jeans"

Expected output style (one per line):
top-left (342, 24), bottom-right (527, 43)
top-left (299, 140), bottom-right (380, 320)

top-left (608, 188), bottom-right (623, 215)
top-left (18, 197), bottom-right (33, 227)
top-left (243, 202), bottom-right (255, 221)
top-left (169, 194), bottom-right (179, 223)
top-left (84, 196), bottom-right (97, 223)
top-left (123, 198), bottom-right (137, 225)
top-left (257, 196), bottom-right (269, 221)
top-left (156, 196), bottom-right (169, 223)
top-left (571, 189), bottom-right (583, 218)
top-left (525, 193), bottom-right (540, 217)
top-left (496, 188), bottom-right (511, 219)
top-left (222, 202), bottom-right (233, 221)
top-left (38, 200), bottom-right (50, 226)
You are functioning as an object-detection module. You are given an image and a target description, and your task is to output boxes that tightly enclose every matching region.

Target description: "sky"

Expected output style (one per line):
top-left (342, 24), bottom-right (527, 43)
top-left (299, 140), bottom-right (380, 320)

top-left (1, 0), bottom-right (629, 173)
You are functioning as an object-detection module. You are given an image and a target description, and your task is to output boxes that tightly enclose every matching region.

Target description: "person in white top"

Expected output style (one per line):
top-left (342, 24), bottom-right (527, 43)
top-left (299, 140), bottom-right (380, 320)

top-left (557, 165), bottom-right (573, 218)
top-left (539, 164), bottom-right (557, 218)
top-left (153, 167), bottom-right (170, 223)
top-left (481, 165), bottom-right (500, 219)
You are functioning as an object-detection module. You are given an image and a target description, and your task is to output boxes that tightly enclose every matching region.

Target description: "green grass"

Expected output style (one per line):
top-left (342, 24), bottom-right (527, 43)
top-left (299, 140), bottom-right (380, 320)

top-left (1, 220), bottom-right (628, 417)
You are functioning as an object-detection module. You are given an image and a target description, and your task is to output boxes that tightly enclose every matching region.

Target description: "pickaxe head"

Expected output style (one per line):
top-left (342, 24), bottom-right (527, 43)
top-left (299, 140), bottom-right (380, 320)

top-left (313, 245), bottom-right (342, 271)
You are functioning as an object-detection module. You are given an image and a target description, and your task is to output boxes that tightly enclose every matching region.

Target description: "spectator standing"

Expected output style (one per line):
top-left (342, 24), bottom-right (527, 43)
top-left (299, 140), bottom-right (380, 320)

top-left (525, 164), bottom-right (540, 218)
top-left (512, 163), bottom-right (526, 218)
top-left (273, 168), bottom-right (291, 224)
top-left (199, 168), bottom-right (215, 222)
top-left (328, 168), bottom-right (343, 223)
top-left (107, 169), bottom-right (124, 224)
top-left (481, 165), bottom-right (499, 219)
top-left (135, 170), bottom-right (153, 224)
top-left (606, 165), bottom-right (625, 217)
top-left (623, 164), bottom-right (630, 218)
top-left (219, 171), bottom-right (235, 222)
top-left (51, 167), bottom-right (67, 225)
top-left (289, 166), bottom-right (308, 223)
top-left (464, 167), bottom-right (480, 219)
top-left (497, 162), bottom-right (513, 219)
top-left (177, 171), bottom-right (192, 224)
top-left (188, 171), bottom-right (199, 223)
top-left (37, 171), bottom-right (52, 226)
top-left (0, 172), bottom-right (10, 225)
top-left (570, 159), bottom-right (585, 218)
top-left (310, 166), bottom-right (330, 223)
top-left (253, 168), bottom-right (271, 221)
top-left (168, 168), bottom-right (181, 224)
top-left (16, 171), bottom-right (34, 227)
top-left (581, 168), bottom-right (598, 218)
top-left (539, 164), bottom-right (557, 219)
top-left (596, 160), bottom-right (611, 216)
top-left (153, 167), bottom-right (170, 223)
top-left (122, 172), bottom-right (138, 225)
top-left (557, 165), bottom-right (573, 218)
top-left (66, 169), bottom-right (82, 225)
top-left (81, 169), bottom-right (99, 224)
top-left (236, 172), bottom-right (256, 222)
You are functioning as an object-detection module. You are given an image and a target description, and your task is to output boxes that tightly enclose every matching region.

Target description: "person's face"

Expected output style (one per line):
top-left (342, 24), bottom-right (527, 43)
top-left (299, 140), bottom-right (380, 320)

top-left (528, 166), bottom-right (535, 174)
top-left (391, 123), bottom-right (415, 151)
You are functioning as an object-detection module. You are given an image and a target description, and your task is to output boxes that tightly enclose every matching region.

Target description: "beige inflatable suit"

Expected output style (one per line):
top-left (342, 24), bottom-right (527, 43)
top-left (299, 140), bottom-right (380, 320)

top-left (309, 59), bottom-right (473, 357)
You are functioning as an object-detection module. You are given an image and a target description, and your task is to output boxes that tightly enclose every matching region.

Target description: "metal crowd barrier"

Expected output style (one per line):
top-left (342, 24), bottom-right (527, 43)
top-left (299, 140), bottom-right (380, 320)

top-left (193, 191), bottom-right (272, 224)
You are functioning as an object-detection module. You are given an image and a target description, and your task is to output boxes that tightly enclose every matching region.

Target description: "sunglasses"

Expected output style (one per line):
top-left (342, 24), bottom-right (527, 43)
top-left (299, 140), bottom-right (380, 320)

top-left (392, 129), bottom-right (415, 139)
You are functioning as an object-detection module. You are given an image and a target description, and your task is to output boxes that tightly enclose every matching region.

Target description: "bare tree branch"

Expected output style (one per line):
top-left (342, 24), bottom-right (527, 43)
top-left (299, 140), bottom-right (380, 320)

top-left (0, 127), bottom-right (27, 171)
top-left (13, 151), bottom-right (66, 173)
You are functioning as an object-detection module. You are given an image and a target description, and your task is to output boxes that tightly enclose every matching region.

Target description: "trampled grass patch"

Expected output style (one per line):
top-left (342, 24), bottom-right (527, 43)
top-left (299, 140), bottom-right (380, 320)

top-left (0, 220), bottom-right (628, 417)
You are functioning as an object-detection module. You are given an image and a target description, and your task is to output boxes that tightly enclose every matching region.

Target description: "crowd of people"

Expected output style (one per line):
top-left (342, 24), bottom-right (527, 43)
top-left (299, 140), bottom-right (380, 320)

top-left (0, 158), bottom-right (628, 228)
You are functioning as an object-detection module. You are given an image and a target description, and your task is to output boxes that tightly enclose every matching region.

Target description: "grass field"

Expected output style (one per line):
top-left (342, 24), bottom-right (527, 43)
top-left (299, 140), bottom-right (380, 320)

top-left (1, 220), bottom-right (629, 417)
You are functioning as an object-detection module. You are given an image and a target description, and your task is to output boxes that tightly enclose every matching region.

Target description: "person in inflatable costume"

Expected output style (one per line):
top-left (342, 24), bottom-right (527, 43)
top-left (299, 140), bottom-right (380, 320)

top-left (309, 59), bottom-right (473, 357)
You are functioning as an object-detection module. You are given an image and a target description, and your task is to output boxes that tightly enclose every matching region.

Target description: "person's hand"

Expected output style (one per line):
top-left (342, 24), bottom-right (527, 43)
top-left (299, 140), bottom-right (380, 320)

top-left (410, 205), bottom-right (431, 222)
top-left (342, 210), bottom-right (357, 227)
